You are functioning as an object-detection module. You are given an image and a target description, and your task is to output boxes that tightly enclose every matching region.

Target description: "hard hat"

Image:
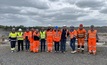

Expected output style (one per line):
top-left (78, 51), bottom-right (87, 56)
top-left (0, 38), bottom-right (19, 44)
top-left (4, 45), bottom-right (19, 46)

top-left (12, 28), bottom-right (15, 30)
top-left (55, 26), bottom-right (58, 29)
top-left (79, 24), bottom-right (83, 27)
top-left (90, 25), bottom-right (94, 28)
top-left (48, 24), bottom-right (52, 27)
top-left (63, 25), bottom-right (66, 27)
top-left (70, 26), bottom-right (74, 28)
top-left (18, 28), bottom-right (22, 31)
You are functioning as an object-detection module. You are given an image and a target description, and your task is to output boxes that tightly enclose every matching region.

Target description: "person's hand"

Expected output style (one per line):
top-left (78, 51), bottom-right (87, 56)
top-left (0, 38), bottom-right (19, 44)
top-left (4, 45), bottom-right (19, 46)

top-left (96, 40), bottom-right (99, 42)
top-left (87, 40), bottom-right (88, 42)
top-left (9, 39), bottom-right (11, 41)
top-left (65, 35), bottom-right (67, 38)
top-left (96, 38), bottom-right (99, 42)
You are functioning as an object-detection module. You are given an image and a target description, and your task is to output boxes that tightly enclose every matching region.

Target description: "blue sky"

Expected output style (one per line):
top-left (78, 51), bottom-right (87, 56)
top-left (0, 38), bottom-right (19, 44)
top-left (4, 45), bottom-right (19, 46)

top-left (0, 0), bottom-right (107, 26)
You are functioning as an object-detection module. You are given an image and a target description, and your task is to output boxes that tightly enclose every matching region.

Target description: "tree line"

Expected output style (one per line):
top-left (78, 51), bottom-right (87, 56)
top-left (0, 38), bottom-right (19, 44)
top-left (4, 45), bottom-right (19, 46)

top-left (0, 25), bottom-right (107, 33)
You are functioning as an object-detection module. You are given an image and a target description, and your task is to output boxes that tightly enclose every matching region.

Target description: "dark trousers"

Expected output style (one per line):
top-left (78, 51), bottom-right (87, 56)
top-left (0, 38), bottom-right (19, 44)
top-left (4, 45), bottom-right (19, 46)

top-left (54, 42), bottom-right (60, 51)
top-left (40, 39), bottom-right (46, 52)
top-left (18, 40), bottom-right (24, 51)
top-left (60, 39), bottom-right (66, 52)
top-left (10, 41), bottom-right (16, 48)
top-left (25, 40), bottom-right (30, 50)
top-left (70, 38), bottom-right (76, 51)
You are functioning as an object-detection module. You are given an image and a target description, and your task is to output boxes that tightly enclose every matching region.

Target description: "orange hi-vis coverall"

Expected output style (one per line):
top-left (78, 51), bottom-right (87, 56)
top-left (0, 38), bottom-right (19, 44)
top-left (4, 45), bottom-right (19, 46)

top-left (53, 30), bottom-right (61, 42)
top-left (88, 30), bottom-right (97, 54)
top-left (33, 32), bottom-right (40, 53)
top-left (46, 30), bottom-right (53, 52)
top-left (29, 31), bottom-right (35, 52)
top-left (77, 29), bottom-right (86, 50)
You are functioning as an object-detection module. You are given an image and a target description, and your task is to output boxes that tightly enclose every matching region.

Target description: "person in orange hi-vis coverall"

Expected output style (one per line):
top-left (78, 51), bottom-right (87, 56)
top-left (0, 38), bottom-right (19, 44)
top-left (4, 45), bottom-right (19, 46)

top-left (33, 29), bottom-right (40, 53)
top-left (29, 28), bottom-right (35, 52)
top-left (87, 25), bottom-right (99, 55)
top-left (46, 27), bottom-right (54, 52)
top-left (77, 24), bottom-right (86, 54)
top-left (53, 26), bottom-right (61, 52)
top-left (23, 28), bottom-right (30, 51)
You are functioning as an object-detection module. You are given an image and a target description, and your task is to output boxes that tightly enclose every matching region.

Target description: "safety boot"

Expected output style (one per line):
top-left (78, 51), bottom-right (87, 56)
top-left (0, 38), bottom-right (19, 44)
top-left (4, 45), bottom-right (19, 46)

top-left (81, 50), bottom-right (84, 54)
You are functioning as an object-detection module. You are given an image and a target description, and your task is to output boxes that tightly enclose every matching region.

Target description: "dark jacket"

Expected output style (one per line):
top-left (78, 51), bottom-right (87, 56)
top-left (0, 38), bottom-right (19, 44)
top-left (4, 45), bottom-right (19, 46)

top-left (61, 29), bottom-right (67, 40)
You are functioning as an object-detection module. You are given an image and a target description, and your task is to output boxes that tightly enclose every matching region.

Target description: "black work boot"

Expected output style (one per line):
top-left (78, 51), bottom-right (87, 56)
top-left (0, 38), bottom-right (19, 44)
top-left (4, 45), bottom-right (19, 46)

top-left (81, 50), bottom-right (84, 54)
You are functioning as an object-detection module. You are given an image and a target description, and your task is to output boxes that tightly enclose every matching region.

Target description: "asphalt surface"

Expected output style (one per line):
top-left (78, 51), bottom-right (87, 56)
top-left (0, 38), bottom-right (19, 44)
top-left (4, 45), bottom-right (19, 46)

top-left (0, 44), bottom-right (107, 65)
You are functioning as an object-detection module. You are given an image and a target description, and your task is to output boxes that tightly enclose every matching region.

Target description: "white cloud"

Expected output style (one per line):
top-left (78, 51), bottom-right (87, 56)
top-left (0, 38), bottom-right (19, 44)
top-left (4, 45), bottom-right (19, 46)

top-left (0, 0), bottom-right (107, 26)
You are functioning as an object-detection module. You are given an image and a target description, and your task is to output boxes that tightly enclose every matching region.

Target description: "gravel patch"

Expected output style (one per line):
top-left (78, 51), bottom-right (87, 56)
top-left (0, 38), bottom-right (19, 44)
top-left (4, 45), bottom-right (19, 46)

top-left (0, 44), bottom-right (107, 65)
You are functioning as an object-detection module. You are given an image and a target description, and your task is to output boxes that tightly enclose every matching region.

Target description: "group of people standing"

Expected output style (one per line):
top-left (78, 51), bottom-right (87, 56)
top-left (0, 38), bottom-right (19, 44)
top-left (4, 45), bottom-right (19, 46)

top-left (9, 24), bottom-right (99, 55)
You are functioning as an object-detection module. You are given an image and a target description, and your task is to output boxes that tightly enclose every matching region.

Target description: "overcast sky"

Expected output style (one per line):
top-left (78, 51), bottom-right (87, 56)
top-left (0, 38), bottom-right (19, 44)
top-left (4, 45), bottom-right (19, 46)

top-left (0, 0), bottom-right (107, 26)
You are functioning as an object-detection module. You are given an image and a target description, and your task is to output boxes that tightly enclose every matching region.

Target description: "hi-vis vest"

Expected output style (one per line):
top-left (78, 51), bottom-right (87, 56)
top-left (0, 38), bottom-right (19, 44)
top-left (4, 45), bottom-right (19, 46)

top-left (40, 31), bottom-right (46, 39)
top-left (17, 32), bottom-right (23, 40)
top-left (69, 30), bottom-right (77, 39)
top-left (24, 32), bottom-right (30, 40)
top-left (53, 31), bottom-right (61, 42)
top-left (88, 30), bottom-right (97, 38)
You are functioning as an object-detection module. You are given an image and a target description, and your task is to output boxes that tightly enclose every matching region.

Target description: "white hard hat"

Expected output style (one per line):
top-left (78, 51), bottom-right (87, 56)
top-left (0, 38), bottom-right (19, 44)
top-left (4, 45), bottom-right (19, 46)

top-left (12, 28), bottom-right (15, 30)
top-left (63, 25), bottom-right (66, 27)
top-left (18, 28), bottom-right (22, 31)
top-left (48, 24), bottom-right (52, 27)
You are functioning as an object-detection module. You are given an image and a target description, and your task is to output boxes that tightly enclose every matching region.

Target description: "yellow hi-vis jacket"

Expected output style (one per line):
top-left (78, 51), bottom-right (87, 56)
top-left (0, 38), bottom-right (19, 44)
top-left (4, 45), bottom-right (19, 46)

top-left (17, 32), bottom-right (24, 40)
top-left (9, 32), bottom-right (17, 41)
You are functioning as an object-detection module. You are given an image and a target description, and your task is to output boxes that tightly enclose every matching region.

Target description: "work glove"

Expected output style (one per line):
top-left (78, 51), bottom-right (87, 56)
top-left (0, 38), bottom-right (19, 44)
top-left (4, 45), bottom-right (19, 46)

top-left (8, 37), bottom-right (11, 41)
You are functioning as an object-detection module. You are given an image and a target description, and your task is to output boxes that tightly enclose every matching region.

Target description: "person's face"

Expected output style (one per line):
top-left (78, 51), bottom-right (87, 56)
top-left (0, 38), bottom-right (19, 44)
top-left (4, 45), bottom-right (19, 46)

top-left (50, 28), bottom-right (53, 31)
top-left (79, 26), bottom-right (83, 30)
top-left (19, 31), bottom-right (21, 32)
top-left (48, 27), bottom-right (52, 29)
top-left (56, 28), bottom-right (58, 30)
top-left (36, 29), bottom-right (39, 32)
top-left (70, 27), bottom-right (74, 30)
top-left (91, 27), bottom-right (94, 31)
top-left (63, 26), bottom-right (66, 29)
top-left (31, 28), bottom-right (34, 31)
top-left (26, 29), bottom-right (29, 32)
top-left (12, 30), bottom-right (15, 32)
top-left (41, 28), bottom-right (44, 31)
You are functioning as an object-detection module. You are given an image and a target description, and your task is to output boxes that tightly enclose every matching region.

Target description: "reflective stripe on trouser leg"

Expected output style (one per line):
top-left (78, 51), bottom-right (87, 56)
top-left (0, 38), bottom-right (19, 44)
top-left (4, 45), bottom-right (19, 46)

top-left (92, 38), bottom-right (96, 54)
top-left (48, 42), bottom-right (53, 51)
top-left (89, 46), bottom-right (92, 52)
top-left (77, 45), bottom-right (80, 49)
top-left (81, 48), bottom-right (84, 50)
top-left (81, 45), bottom-right (84, 50)
top-left (13, 48), bottom-right (15, 50)
top-left (88, 38), bottom-right (93, 52)
top-left (11, 48), bottom-right (14, 51)
top-left (93, 46), bottom-right (96, 53)
top-left (11, 48), bottom-right (15, 51)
